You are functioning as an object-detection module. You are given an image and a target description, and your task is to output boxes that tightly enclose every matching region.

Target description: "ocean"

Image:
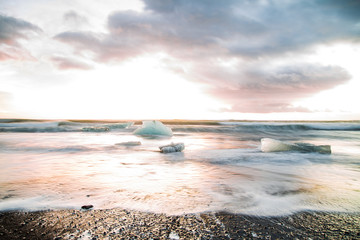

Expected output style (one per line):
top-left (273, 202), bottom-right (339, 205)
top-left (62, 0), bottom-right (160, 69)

top-left (0, 119), bottom-right (359, 216)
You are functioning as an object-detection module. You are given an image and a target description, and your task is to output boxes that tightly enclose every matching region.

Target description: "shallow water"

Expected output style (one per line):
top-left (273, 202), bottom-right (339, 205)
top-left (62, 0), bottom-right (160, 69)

top-left (0, 120), bottom-right (359, 216)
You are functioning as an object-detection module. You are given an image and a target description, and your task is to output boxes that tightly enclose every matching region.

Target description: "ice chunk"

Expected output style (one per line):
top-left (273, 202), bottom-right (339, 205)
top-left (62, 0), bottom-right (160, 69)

top-left (115, 141), bottom-right (141, 147)
top-left (159, 143), bottom-right (185, 153)
top-left (133, 120), bottom-right (173, 136)
top-left (260, 138), bottom-right (293, 152)
top-left (261, 138), bottom-right (331, 154)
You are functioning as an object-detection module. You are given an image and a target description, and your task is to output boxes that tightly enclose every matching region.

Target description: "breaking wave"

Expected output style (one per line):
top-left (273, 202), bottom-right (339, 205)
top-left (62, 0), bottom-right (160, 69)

top-left (219, 122), bottom-right (360, 131)
top-left (0, 120), bottom-right (135, 133)
top-left (171, 122), bottom-right (360, 134)
top-left (1, 120), bottom-right (359, 134)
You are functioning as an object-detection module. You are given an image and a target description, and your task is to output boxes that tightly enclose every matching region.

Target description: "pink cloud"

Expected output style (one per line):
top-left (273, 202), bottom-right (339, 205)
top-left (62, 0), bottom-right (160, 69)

top-left (51, 56), bottom-right (93, 70)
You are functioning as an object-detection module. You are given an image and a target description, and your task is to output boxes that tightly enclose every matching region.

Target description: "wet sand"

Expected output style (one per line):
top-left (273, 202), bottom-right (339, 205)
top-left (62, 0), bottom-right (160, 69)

top-left (1, 209), bottom-right (359, 239)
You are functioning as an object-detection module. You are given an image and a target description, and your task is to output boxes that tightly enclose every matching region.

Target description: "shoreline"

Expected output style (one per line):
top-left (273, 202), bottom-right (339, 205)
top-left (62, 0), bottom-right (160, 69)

top-left (1, 209), bottom-right (359, 239)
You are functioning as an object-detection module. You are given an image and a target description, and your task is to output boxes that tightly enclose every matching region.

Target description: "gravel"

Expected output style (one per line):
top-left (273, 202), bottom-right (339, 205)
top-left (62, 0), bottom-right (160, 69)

top-left (0, 209), bottom-right (359, 239)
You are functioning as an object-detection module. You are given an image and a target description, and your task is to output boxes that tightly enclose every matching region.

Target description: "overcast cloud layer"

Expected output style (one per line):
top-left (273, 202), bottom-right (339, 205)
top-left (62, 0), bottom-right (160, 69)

top-left (1, 0), bottom-right (360, 116)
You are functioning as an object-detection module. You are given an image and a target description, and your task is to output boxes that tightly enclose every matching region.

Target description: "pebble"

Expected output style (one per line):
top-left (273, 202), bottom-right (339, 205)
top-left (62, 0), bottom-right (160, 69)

top-left (81, 205), bottom-right (93, 210)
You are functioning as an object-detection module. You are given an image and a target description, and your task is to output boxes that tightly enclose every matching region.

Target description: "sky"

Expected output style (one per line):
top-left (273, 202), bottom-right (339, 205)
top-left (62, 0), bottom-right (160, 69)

top-left (0, 0), bottom-right (360, 120)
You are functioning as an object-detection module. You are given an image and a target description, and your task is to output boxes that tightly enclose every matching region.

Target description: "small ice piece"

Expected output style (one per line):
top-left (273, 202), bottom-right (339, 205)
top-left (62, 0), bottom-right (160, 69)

top-left (159, 142), bottom-right (185, 153)
top-left (260, 138), bottom-right (331, 154)
top-left (133, 120), bottom-right (173, 136)
top-left (115, 141), bottom-right (141, 147)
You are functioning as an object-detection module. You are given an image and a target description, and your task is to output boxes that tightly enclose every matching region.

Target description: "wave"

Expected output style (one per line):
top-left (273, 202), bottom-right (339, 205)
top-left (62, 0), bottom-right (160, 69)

top-left (172, 124), bottom-right (360, 134)
top-left (218, 122), bottom-right (360, 131)
top-left (172, 126), bottom-right (230, 133)
top-left (0, 127), bottom-right (69, 133)
top-left (106, 122), bottom-right (134, 129)
top-left (0, 120), bottom-right (135, 133)
top-left (0, 121), bottom-right (60, 128)
top-left (48, 146), bottom-right (92, 153)
top-left (0, 119), bottom-right (46, 123)
top-left (82, 127), bottom-right (112, 132)
top-left (1, 119), bottom-right (359, 133)
top-left (0, 121), bottom-right (69, 133)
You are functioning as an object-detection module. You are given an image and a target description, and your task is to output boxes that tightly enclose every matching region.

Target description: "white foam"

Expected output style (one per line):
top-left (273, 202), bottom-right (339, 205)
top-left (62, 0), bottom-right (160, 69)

top-left (0, 196), bottom-right (75, 211)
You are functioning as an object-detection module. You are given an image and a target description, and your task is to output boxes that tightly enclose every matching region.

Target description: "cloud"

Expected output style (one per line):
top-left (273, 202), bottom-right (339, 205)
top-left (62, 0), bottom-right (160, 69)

top-left (206, 63), bottom-right (351, 113)
top-left (0, 50), bottom-right (12, 61)
top-left (51, 56), bottom-right (93, 70)
top-left (52, 0), bottom-right (358, 113)
top-left (0, 14), bottom-right (41, 61)
top-left (54, 31), bottom-right (101, 49)
top-left (54, 0), bottom-right (360, 60)
top-left (63, 10), bottom-right (89, 29)
top-left (0, 45), bottom-right (37, 61)
top-left (54, 31), bottom-right (161, 62)
top-left (0, 14), bottom-right (41, 45)
top-left (63, 11), bottom-right (88, 24)
top-left (317, 0), bottom-right (360, 21)
top-left (119, 0), bottom-right (360, 58)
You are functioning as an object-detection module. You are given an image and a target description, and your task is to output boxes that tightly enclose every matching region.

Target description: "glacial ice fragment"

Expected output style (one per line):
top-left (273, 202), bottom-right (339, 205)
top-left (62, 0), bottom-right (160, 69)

top-left (159, 143), bottom-right (185, 153)
top-left (133, 120), bottom-right (173, 136)
top-left (115, 141), bottom-right (141, 147)
top-left (260, 138), bottom-right (331, 154)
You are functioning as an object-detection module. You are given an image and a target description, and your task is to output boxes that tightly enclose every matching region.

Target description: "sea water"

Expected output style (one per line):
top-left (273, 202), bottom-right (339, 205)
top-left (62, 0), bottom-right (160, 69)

top-left (0, 120), bottom-right (359, 216)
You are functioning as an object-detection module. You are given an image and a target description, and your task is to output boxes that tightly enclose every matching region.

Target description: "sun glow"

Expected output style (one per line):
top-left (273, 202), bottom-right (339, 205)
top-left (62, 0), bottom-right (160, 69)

top-left (12, 54), bottom-right (227, 119)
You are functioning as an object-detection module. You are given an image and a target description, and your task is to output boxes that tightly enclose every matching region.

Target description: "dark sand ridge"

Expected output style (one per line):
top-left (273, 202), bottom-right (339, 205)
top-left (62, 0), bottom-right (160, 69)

top-left (1, 209), bottom-right (359, 239)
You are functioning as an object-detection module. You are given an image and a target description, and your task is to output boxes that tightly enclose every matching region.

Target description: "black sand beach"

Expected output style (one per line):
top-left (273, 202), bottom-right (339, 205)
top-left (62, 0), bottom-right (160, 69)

top-left (1, 209), bottom-right (359, 239)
